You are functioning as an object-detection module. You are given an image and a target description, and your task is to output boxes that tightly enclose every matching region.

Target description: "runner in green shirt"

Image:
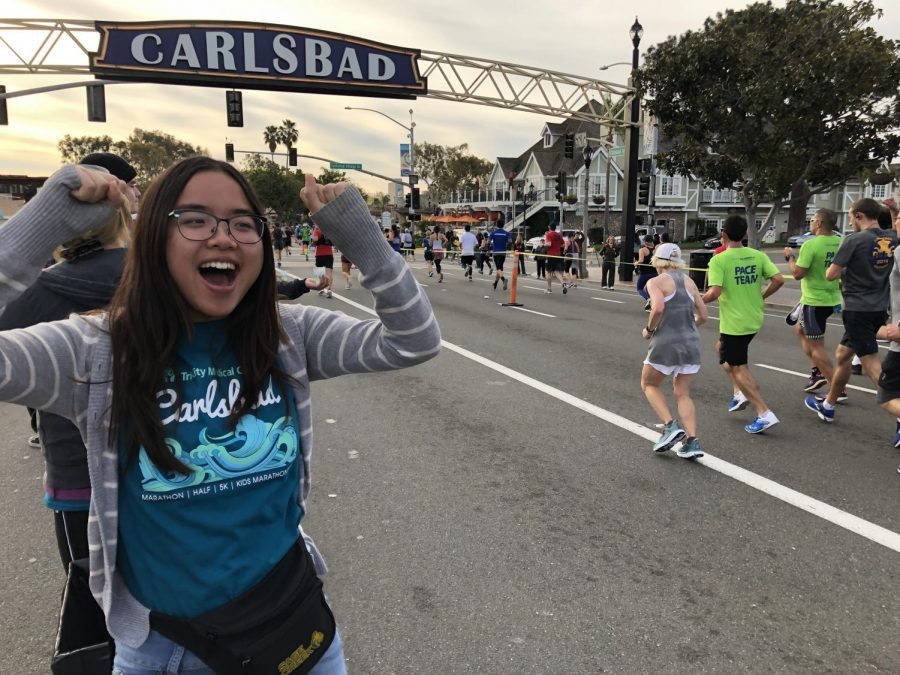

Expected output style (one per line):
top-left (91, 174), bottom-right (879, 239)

top-left (703, 215), bottom-right (784, 434)
top-left (784, 208), bottom-right (842, 393)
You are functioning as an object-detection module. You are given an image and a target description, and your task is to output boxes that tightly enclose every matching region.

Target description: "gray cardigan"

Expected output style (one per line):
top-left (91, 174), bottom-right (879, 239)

top-left (0, 166), bottom-right (441, 647)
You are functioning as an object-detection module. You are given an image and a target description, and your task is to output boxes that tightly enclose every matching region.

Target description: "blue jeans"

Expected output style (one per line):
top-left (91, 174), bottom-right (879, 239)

top-left (112, 628), bottom-right (346, 675)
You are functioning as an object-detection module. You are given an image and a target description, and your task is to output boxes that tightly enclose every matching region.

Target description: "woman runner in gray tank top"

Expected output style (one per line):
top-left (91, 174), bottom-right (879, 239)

top-left (640, 243), bottom-right (709, 459)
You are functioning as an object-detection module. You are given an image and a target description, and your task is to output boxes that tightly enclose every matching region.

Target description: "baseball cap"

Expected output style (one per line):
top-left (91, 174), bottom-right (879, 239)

top-left (79, 152), bottom-right (137, 183)
top-left (654, 243), bottom-right (682, 261)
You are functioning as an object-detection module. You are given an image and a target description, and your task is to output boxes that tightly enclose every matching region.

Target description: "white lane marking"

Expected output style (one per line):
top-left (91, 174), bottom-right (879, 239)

top-left (592, 297), bottom-right (625, 304)
top-left (506, 306), bottom-right (556, 318)
top-left (522, 285), bottom-right (550, 291)
top-left (756, 363), bottom-right (877, 395)
top-left (304, 275), bottom-right (900, 555)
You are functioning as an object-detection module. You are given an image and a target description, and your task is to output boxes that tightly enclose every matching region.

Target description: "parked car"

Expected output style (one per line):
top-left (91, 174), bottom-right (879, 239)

top-left (787, 230), bottom-right (842, 249)
top-left (703, 235), bottom-right (722, 249)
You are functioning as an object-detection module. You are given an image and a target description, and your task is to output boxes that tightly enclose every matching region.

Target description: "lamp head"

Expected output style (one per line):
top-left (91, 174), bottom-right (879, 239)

top-left (630, 16), bottom-right (643, 48)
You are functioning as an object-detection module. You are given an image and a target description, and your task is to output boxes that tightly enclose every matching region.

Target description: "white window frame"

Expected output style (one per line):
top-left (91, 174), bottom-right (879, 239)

top-left (543, 133), bottom-right (552, 149)
top-left (658, 174), bottom-right (682, 197)
top-left (870, 183), bottom-right (888, 199)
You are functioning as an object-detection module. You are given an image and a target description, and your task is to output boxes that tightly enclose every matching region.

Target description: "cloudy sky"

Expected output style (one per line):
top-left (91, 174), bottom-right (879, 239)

top-left (1, 1), bottom-right (898, 196)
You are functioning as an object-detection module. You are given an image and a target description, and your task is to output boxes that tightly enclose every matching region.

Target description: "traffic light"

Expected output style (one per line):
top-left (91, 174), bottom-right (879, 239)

top-left (86, 84), bottom-right (106, 122)
top-left (288, 147), bottom-right (297, 167)
top-left (412, 187), bottom-right (421, 210)
top-left (226, 90), bottom-right (243, 127)
top-left (225, 143), bottom-right (235, 163)
top-left (564, 133), bottom-right (574, 159)
top-left (638, 175), bottom-right (651, 205)
top-left (405, 192), bottom-right (412, 208)
top-left (554, 171), bottom-right (566, 201)
top-left (0, 85), bottom-right (7, 125)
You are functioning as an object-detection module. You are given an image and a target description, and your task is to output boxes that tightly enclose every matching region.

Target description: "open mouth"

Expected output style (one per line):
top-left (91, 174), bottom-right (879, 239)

top-left (199, 261), bottom-right (238, 287)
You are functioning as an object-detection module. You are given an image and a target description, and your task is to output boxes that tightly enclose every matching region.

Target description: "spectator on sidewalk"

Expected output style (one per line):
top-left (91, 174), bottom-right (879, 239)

top-left (598, 236), bottom-right (619, 290)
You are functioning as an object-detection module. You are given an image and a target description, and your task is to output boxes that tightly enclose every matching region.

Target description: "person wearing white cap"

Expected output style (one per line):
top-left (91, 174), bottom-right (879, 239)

top-left (640, 243), bottom-right (709, 458)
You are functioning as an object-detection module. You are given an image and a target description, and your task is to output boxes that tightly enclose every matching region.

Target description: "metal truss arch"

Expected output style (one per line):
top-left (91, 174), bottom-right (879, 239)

top-left (0, 19), bottom-right (634, 126)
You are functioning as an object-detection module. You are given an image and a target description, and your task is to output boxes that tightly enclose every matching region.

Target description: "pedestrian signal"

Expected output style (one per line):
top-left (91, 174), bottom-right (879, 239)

top-left (225, 143), bottom-right (235, 163)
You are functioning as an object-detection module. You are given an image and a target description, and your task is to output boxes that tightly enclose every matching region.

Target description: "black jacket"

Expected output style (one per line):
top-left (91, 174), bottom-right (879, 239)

top-left (0, 248), bottom-right (126, 496)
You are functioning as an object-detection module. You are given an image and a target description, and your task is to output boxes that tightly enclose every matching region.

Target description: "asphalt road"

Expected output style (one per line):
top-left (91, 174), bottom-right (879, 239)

top-left (1, 252), bottom-right (897, 674)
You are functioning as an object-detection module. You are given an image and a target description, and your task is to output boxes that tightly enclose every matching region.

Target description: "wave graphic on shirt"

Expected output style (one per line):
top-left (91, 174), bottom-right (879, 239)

top-left (139, 416), bottom-right (298, 492)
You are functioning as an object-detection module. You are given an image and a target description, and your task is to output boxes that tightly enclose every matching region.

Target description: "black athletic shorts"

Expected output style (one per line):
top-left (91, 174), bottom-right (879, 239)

top-left (799, 305), bottom-right (834, 340)
top-left (461, 255), bottom-right (475, 267)
top-left (493, 254), bottom-right (506, 270)
top-left (718, 333), bottom-right (756, 367)
top-left (877, 350), bottom-right (900, 404)
top-left (546, 257), bottom-right (563, 273)
top-left (315, 255), bottom-right (334, 269)
top-left (424, 249), bottom-right (434, 261)
top-left (840, 309), bottom-right (887, 357)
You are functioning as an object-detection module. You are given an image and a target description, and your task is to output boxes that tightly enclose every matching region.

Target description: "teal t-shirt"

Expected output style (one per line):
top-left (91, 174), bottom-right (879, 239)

top-left (795, 234), bottom-right (841, 307)
top-left (707, 247), bottom-right (780, 335)
top-left (117, 320), bottom-right (302, 618)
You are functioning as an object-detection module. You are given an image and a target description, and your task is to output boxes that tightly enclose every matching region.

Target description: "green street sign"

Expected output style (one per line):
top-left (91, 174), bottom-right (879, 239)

top-left (608, 147), bottom-right (625, 158)
top-left (329, 162), bottom-right (362, 170)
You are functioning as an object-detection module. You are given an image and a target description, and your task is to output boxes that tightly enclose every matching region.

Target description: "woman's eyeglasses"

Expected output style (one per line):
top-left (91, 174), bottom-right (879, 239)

top-left (168, 209), bottom-right (266, 244)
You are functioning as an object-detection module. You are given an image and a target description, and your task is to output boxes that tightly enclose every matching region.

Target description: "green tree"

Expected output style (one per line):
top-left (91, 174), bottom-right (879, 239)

top-left (412, 142), bottom-right (492, 202)
top-left (279, 119), bottom-right (299, 157)
top-left (58, 134), bottom-right (115, 163)
top-left (57, 129), bottom-right (205, 188)
top-left (263, 125), bottom-right (282, 161)
top-left (635, 0), bottom-right (900, 246)
top-left (241, 154), bottom-right (306, 222)
top-left (119, 129), bottom-right (206, 188)
top-left (316, 167), bottom-right (348, 185)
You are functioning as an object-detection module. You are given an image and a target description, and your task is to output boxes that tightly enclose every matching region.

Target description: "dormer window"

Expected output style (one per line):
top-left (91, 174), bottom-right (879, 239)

top-left (543, 132), bottom-right (552, 148)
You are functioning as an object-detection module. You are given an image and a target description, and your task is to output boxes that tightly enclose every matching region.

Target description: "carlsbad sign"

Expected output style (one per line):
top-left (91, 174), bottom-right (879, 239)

top-left (90, 21), bottom-right (427, 99)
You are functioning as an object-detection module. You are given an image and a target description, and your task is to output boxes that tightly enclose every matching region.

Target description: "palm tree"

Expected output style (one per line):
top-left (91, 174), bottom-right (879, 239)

top-left (280, 119), bottom-right (299, 159)
top-left (263, 125), bottom-right (281, 161)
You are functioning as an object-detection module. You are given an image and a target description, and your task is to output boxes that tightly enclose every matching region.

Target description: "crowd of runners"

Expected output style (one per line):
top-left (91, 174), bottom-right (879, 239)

top-left (322, 198), bottom-right (900, 474)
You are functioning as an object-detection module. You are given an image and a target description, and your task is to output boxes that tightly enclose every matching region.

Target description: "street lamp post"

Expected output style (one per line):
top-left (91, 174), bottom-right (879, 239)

top-left (619, 16), bottom-right (643, 283)
top-left (344, 105), bottom-right (416, 217)
top-left (581, 143), bottom-right (593, 279)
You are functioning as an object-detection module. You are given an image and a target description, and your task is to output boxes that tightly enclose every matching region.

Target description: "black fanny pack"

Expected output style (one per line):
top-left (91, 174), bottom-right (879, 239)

top-left (150, 538), bottom-right (335, 675)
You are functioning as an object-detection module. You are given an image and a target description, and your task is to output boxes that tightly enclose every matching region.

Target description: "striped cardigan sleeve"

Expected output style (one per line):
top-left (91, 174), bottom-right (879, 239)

top-left (0, 165), bottom-right (114, 420)
top-left (285, 186), bottom-right (441, 380)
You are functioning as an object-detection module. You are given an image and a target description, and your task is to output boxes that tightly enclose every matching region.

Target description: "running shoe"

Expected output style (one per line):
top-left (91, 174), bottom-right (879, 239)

top-left (835, 391), bottom-right (848, 403)
top-left (27, 434), bottom-right (40, 448)
top-left (785, 302), bottom-right (801, 326)
top-left (324, 289), bottom-right (332, 299)
top-left (277, 262), bottom-right (282, 268)
top-left (502, 277), bottom-right (508, 291)
top-left (544, 288), bottom-right (552, 294)
top-left (317, 290), bottom-right (325, 296)
top-left (493, 279), bottom-right (498, 290)
top-left (727, 393), bottom-right (749, 412)
top-left (745, 414), bottom-right (779, 434)
top-left (804, 369), bottom-right (828, 392)
top-left (804, 395), bottom-right (834, 423)
top-left (344, 284), bottom-right (352, 290)
top-left (562, 283), bottom-right (568, 295)
top-left (851, 363), bottom-right (862, 375)
top-left (653, 420), bottom-right (686, 453)
top-left (894, 419), bottom-right (900, 449)
top-left (427, 271), bottom-right (434, 278)
top-left (676, 437), bottom-right (704, 459)
top-left (644, 299), bottom-right (651, 312)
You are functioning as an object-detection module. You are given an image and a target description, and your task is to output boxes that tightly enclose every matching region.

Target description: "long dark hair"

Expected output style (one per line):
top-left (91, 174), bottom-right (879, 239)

top-left (108, 156), bottom-right (289, 475)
